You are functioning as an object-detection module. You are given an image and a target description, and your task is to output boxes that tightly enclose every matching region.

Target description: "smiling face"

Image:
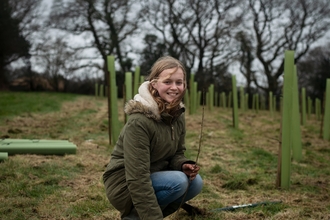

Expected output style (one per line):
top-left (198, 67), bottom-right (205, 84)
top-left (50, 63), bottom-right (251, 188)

top-left (151, 67), bottom-right (185, 103)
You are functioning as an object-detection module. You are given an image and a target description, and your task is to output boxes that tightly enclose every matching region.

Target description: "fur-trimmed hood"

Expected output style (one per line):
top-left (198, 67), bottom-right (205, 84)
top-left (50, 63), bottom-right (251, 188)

top-left (124, 81), bottom-right (184, 121)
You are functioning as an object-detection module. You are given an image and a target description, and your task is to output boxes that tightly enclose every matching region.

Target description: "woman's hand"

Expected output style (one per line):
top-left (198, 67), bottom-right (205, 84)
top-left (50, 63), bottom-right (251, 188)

top-left (182, 163), bottom-right (200, 180)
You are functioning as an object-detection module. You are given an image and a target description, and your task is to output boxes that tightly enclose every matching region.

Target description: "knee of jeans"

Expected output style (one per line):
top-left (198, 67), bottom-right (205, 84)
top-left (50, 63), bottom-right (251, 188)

top-left (192, 174), bottom-right (203, 193)
top-left (173, 172), bottom-right (189, 191)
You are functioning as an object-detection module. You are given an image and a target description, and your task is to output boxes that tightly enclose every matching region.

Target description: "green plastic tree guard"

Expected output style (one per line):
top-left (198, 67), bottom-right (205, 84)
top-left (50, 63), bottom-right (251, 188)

top-left (192, 82), bottom-right (200, 114)
top-left (133, 66), bottom-right (140, 96)
top-left (208, 84), bottom-right (214, 111)
top-left (240, 86), bottom-right (245, 111)
top-left (125, 72), bottom-right (133, 122)
top-left (245, 94), bottom-right (249, 110)
top-left (107, 55), bottom-right (120, 145)
top-left (301, 88), bottom-right (306, 126)
top-left (197, 90), bottom-right (201, 111)
top-left (291, 68), bottom-right (302, 162)
top-left (232, 75), bottom-right (239, 129)
top-left (100, 84), bottom-right (104, 97)
top-left (222, 92), bottom-right (226, 108)
top-left (125, 72), bottom-right (133, 102)
top-left (228, 92), bottom-right (232, 108)
top-left (307, 97), bottom-right (312, 119)
top-left (95, 83), bottom-right (98, 97)
top-left (0, 152), bottom-right (8, 161)
top-left (1, 139), bottom-right (71, 143)
top-left (256, 94), bottom-right (259, 113)
top-left (189, 74), bottom-right (196, 114)
top-left (322, 79), bottom-right (330, 141)
top-left (316, 98), bottom-right (321, 120)
top-left (0, 139), bottom-right (76, 155)
top-left (269, 91), bottom-right (273, 117)
top-left (206, 91), bottom-right (210, 110)
top-left (280, 50), bottom-right (295, 189)
top-left (215, 92), bottom-right (219, 107)
top-left (184, 89), bottom-right (190, 111)
top-left (140, 75), bottom-right (145, 85)
top-left (261, 95), bottom-right (266, 110)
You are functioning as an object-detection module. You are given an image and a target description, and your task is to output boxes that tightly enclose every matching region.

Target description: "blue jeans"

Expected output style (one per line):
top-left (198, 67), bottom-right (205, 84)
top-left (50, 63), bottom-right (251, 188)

top-left (150, 171), bottom-right (203, 207)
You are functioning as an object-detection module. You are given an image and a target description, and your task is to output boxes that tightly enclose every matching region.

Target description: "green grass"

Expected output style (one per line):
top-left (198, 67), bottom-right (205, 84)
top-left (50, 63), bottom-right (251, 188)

top-left (67, 195), bottom-right (110, 218)
top-left (0, 158), bottom-right (82, 196)
top-left (0, 92), bottom-right (330, 220)
top-left (240, 148), bottom-right (277, 168)
top-left (228, 127), bottom-right (244, 140)
top-left (0, 92), bottom-right (78, 119)
top-left (0, 156), bottom-right (83, 219)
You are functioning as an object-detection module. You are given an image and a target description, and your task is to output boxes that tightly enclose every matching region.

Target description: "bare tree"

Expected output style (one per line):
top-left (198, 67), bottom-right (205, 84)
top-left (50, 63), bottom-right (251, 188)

top-left (139, 34), bottom-right (167, 76)
top-left (183, 0), bottom-right (242, 89)
top-left (234, 30), bottom-right (256, 106)
top-left (48, 0), bottom-right (143, 82)
top-left (235, 31), bottom-right (255, 85)
top-left (244, 0), bottom-right (330, 95)
top-left (141, 0), bottom-right (242, 90)
top-left (33, 36), bottom-right (83, 91)
top-left (297, 43), bottom-right (330, 102)
top-left (140, 0), bottom-right (194, 66)
top-left (9, 0), bottom-right (42, 39)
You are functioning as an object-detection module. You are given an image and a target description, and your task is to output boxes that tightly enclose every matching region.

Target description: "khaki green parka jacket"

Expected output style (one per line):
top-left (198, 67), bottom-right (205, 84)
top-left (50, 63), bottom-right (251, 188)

top-left (103, 81), bottom-right (194, 220)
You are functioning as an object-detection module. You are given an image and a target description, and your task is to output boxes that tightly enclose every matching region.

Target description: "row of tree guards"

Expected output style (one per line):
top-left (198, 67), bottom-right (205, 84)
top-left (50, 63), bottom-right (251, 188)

top-left (100, 53), bottom-right (329, 189)
top-left (96, 79), bottom-right (325, 124)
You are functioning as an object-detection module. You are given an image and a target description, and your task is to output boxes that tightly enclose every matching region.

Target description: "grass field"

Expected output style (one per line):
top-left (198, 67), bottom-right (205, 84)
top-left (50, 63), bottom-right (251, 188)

top-left (0, 92), bottom-right (329, 220)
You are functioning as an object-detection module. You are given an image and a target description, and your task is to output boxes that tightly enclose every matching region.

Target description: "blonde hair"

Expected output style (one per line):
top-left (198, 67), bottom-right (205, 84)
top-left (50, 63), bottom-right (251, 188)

top-left (147, 56), bottom-right (187, 114)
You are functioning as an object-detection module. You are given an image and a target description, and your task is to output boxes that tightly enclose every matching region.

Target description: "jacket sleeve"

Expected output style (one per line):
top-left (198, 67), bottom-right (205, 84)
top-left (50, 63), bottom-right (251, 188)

top-left (169, 114), bottom-right (195, 170)
top-left (123, 117), bottom-right (163, 220)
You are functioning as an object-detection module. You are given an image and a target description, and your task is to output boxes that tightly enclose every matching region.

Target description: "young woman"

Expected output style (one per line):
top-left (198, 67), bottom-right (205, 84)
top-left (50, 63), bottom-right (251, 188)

top-left (103, 56), bottom-right (203, 219)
